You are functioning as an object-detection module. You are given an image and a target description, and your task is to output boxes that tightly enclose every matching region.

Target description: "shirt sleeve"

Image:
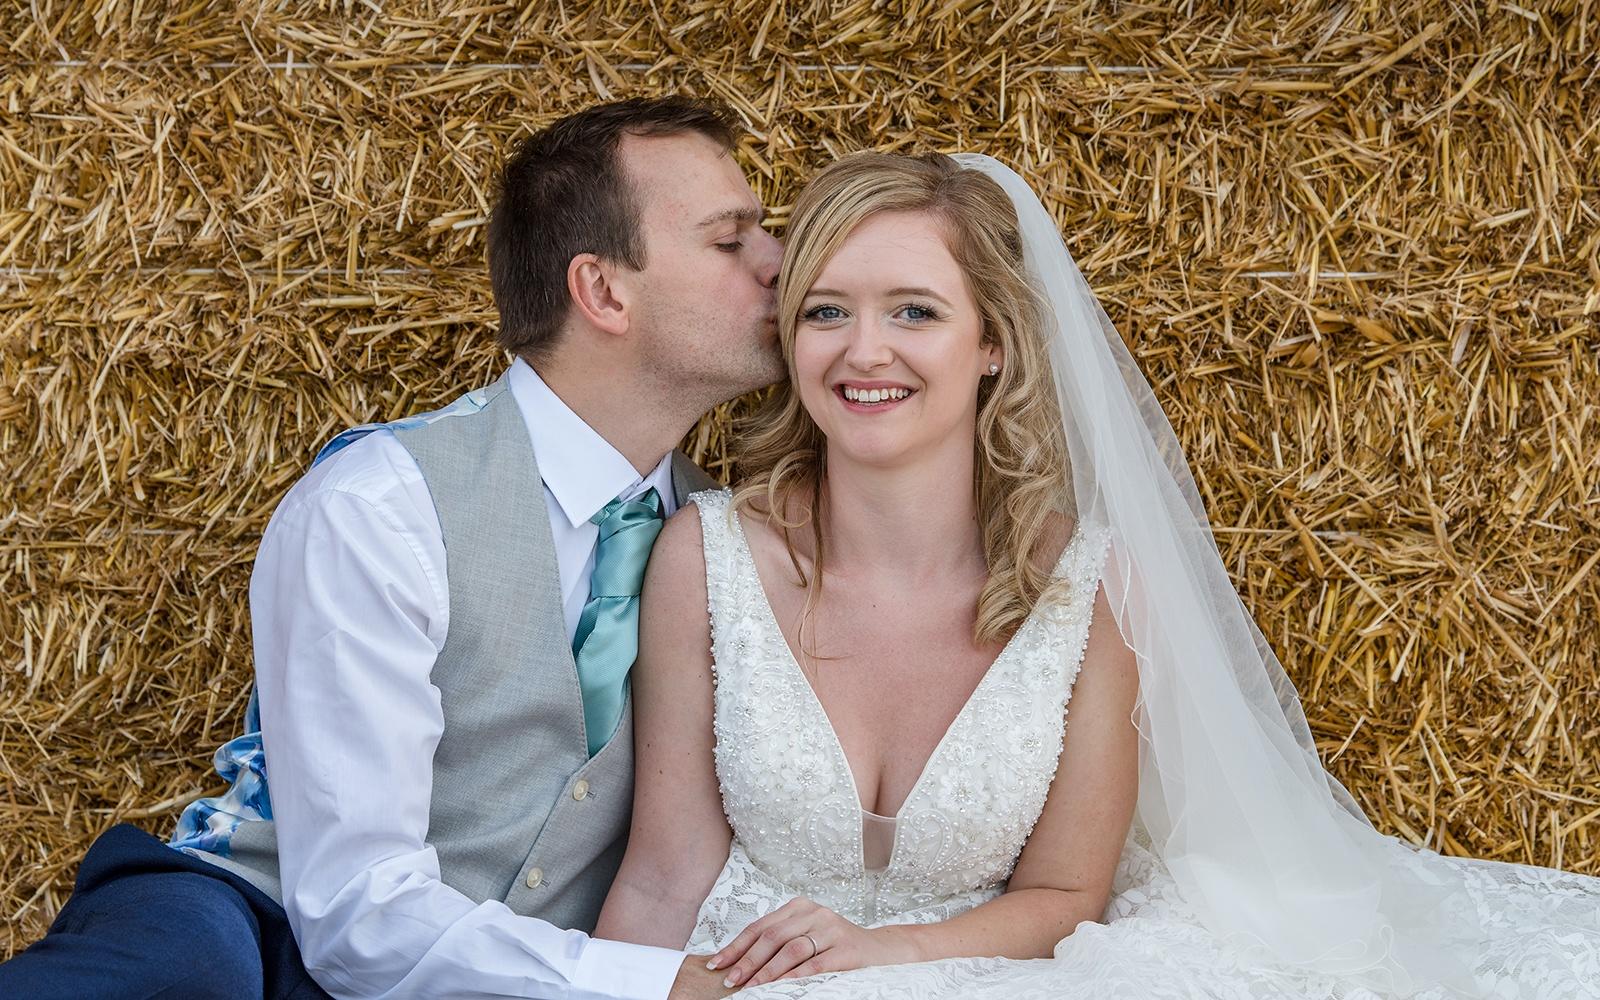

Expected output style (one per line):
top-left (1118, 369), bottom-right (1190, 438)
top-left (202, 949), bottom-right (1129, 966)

top-left (251, 478), bottom-right (685, 1000)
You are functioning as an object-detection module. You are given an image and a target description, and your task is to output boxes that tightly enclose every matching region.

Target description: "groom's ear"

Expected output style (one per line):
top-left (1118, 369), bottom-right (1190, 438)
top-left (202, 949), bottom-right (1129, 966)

top-left (566, 252), bottom-right (632, 338)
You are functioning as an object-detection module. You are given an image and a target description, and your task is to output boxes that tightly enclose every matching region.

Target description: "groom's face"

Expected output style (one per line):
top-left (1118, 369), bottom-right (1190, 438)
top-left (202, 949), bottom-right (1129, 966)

top-left (618, 132), bottom-right (784, 399)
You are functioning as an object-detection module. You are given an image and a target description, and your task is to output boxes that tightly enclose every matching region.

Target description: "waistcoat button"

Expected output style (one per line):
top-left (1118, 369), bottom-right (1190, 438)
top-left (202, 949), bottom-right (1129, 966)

top-left (524, 867), bottom-right (544, 889)
top-left (572, 779), bottom-right (590, 801)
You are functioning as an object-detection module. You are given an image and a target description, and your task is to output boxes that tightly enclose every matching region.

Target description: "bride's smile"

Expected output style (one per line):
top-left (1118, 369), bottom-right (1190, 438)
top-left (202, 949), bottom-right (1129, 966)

top-left (833, 381), bottom-right (914, 410)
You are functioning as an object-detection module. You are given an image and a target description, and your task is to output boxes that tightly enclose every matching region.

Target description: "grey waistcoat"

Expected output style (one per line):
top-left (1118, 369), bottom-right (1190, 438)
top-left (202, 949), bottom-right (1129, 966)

top-left (189, 375), bottom-right (715, 933)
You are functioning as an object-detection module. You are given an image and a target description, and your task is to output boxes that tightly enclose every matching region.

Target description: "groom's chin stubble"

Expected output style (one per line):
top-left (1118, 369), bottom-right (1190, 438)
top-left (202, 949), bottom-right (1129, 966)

top-left (721, 340), bottom-right (787, 401)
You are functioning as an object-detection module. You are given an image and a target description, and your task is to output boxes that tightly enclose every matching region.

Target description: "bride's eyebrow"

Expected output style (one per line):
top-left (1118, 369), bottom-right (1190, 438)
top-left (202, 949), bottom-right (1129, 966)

top-left (885, 286), bottom-right (952, 306)
top-left (804, 286), bottom-right (953, 306)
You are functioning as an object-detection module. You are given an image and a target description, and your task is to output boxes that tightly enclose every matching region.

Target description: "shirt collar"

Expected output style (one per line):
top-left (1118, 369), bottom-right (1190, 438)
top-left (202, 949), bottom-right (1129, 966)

top-left (507, 358), bottom-right (677, 530)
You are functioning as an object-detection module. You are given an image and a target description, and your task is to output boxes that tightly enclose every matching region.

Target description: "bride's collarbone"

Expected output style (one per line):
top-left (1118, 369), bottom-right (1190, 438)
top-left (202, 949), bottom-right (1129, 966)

top-left (742, 522), bottom-right (987, 633)
top-left (769, 570), bottom-right (996, 671)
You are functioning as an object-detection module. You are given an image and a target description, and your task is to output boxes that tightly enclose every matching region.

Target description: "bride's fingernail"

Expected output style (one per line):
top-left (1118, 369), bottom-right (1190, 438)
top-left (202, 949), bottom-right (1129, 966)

top-left (723, 972), bottom-right (740, 988)
top-left (705, 957), bottom-right (719, 970)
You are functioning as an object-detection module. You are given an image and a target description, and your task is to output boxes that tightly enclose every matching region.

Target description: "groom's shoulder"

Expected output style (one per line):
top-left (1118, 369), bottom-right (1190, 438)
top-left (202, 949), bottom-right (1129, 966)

top-left (277, 428), bottom-right (426, 519)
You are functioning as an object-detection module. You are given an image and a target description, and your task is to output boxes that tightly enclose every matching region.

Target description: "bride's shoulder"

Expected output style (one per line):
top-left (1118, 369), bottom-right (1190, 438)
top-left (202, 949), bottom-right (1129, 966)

top-left (650, 499), bottom-right (712, 586)
top-left (669, 486), bottom-right (737, 537)
top-left (1032, 511), bottom-right (1116, 579)
top-left (640, 504), bottom-right (716, 670)
top-left (685, 485), bottom-right (734, 510)
top-left (1030, 510), bottom-right (1081, 575)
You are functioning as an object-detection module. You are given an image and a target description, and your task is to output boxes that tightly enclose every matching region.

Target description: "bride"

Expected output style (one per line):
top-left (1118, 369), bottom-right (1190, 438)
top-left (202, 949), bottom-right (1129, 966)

top-left (595, 151), bottom-right (1600, 998)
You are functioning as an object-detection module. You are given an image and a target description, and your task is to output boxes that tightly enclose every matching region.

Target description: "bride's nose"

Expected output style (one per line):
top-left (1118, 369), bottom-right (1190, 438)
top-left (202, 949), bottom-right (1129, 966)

top-left (842, 317), bottom-right (894, 371)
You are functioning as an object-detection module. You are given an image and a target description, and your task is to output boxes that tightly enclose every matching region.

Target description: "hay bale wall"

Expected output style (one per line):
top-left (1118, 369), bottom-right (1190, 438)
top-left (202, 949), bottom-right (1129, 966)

top-left (3, 2), bottom-right (1597, 952)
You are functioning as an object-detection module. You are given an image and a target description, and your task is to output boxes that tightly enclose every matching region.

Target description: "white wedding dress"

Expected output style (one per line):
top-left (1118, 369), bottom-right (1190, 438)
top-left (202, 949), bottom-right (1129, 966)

top-left (683, 489), bottom-right (1600, 999)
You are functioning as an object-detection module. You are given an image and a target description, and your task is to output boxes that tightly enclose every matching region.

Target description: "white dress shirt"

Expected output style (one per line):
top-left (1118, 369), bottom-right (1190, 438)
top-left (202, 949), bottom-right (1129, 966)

top-left (252, 358), bottom-right (684, 1000)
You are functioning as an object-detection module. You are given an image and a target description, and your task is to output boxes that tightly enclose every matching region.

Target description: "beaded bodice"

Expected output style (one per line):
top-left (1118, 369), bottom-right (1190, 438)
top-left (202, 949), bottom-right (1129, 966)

top-left (689, 489), bottom-right (1112, 933)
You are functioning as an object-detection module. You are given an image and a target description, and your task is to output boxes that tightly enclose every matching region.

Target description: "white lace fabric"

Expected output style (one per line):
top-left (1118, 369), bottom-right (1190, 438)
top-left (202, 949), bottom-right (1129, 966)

top-left (678, 488), bottom-right (1600, 999)
top-left (688, 488), bottom-right (1112, 944)
top-left (708, 836), bottom-right (1600, 1000)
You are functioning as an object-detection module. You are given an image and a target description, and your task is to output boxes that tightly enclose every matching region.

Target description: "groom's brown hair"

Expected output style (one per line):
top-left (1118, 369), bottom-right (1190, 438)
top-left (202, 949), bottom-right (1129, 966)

top-left (487, 95), bottom-right (739, 360)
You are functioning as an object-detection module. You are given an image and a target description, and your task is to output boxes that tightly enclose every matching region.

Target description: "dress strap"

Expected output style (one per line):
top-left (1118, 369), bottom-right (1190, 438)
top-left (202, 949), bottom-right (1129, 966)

top-left (688, 488), bottom-right (742, 679)
top-left (1053, 522), bottom-right (1111, 591)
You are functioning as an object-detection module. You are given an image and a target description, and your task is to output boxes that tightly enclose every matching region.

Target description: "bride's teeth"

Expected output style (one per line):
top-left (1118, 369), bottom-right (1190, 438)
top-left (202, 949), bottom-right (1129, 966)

top-left (841, 386), bottom-right (911, 404)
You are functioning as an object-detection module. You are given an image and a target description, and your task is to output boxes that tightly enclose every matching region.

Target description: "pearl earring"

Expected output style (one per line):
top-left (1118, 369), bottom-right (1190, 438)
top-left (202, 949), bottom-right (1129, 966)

top-left (988, 363), bottom-right (1000, 376)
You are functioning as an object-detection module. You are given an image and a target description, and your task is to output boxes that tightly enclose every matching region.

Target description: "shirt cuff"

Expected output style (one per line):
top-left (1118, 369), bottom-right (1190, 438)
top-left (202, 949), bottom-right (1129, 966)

top-left (571, 937), bottom-right (687, 1000)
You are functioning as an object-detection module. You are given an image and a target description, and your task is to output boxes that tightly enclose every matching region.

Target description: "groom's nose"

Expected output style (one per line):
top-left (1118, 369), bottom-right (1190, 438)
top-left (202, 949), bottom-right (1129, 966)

top-left (755, 229), bottom-right (781, 289)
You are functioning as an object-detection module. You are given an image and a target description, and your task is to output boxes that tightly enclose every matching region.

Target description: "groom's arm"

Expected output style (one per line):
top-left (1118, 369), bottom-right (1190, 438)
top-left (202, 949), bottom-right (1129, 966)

top-left (251, 434), bottom-right (687, 1000)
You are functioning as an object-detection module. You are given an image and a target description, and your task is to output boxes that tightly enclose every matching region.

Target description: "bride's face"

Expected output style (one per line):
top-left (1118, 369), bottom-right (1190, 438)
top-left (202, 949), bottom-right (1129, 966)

top-left (793, 210), bottom-right (1001, 468)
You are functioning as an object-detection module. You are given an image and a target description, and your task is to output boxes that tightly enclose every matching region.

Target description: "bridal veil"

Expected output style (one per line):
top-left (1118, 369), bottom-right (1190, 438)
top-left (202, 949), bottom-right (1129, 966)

top-left (950, 153), bottom-right (1492, 998)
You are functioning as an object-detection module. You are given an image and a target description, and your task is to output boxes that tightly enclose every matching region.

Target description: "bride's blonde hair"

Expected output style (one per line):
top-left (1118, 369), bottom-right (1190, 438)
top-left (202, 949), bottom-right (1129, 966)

top-left (732, 151), bottom-right (1072, 645)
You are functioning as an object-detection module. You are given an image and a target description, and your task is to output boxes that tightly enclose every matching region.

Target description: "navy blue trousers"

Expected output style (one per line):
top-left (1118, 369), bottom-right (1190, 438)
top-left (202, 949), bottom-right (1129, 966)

top-left (0, 824), bottom-right (331, 1000)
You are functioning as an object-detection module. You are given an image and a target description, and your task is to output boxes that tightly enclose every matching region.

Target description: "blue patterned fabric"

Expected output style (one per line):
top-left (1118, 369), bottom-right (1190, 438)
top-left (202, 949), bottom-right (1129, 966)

top-left (169, 384), bottom-right (493, 857)
top-left (167, 693), bottom-right (272, 855)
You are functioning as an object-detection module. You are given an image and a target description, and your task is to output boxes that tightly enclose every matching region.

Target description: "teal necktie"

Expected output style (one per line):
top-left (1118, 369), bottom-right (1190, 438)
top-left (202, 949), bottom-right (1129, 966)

top-left (572, 487), bottom-right (664, 757)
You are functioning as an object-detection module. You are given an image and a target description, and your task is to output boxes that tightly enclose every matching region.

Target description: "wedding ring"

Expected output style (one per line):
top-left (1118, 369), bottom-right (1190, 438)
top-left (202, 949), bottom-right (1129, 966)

top-left (803, 933), bottom-right (820, 960)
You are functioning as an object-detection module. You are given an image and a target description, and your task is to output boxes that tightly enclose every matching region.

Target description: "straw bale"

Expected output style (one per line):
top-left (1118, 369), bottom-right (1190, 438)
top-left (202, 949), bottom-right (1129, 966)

top-left (3, 1), bottom-right (1597, 953)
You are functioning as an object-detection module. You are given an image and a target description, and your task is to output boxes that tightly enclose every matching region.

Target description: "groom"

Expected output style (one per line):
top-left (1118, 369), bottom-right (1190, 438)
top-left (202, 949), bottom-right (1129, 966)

top-left (0, 95), bottom-right (779, 999)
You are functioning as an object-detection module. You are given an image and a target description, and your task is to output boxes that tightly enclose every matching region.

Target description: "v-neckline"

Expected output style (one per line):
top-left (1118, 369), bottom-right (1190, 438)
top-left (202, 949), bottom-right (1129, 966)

top-left (725, 507), bottom-right (1083, 838)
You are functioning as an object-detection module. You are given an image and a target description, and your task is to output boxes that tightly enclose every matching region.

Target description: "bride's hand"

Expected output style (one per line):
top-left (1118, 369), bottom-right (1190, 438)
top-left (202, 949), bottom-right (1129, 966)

top-left (706, 897), bottom-right (922, 989)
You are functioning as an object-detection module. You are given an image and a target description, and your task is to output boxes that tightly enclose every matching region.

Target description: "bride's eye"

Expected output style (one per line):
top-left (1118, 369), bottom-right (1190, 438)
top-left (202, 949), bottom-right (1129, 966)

top-left (802, 304), bottom-right (847, 322)
top-left (898, 302), bottom-right (943, 323)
